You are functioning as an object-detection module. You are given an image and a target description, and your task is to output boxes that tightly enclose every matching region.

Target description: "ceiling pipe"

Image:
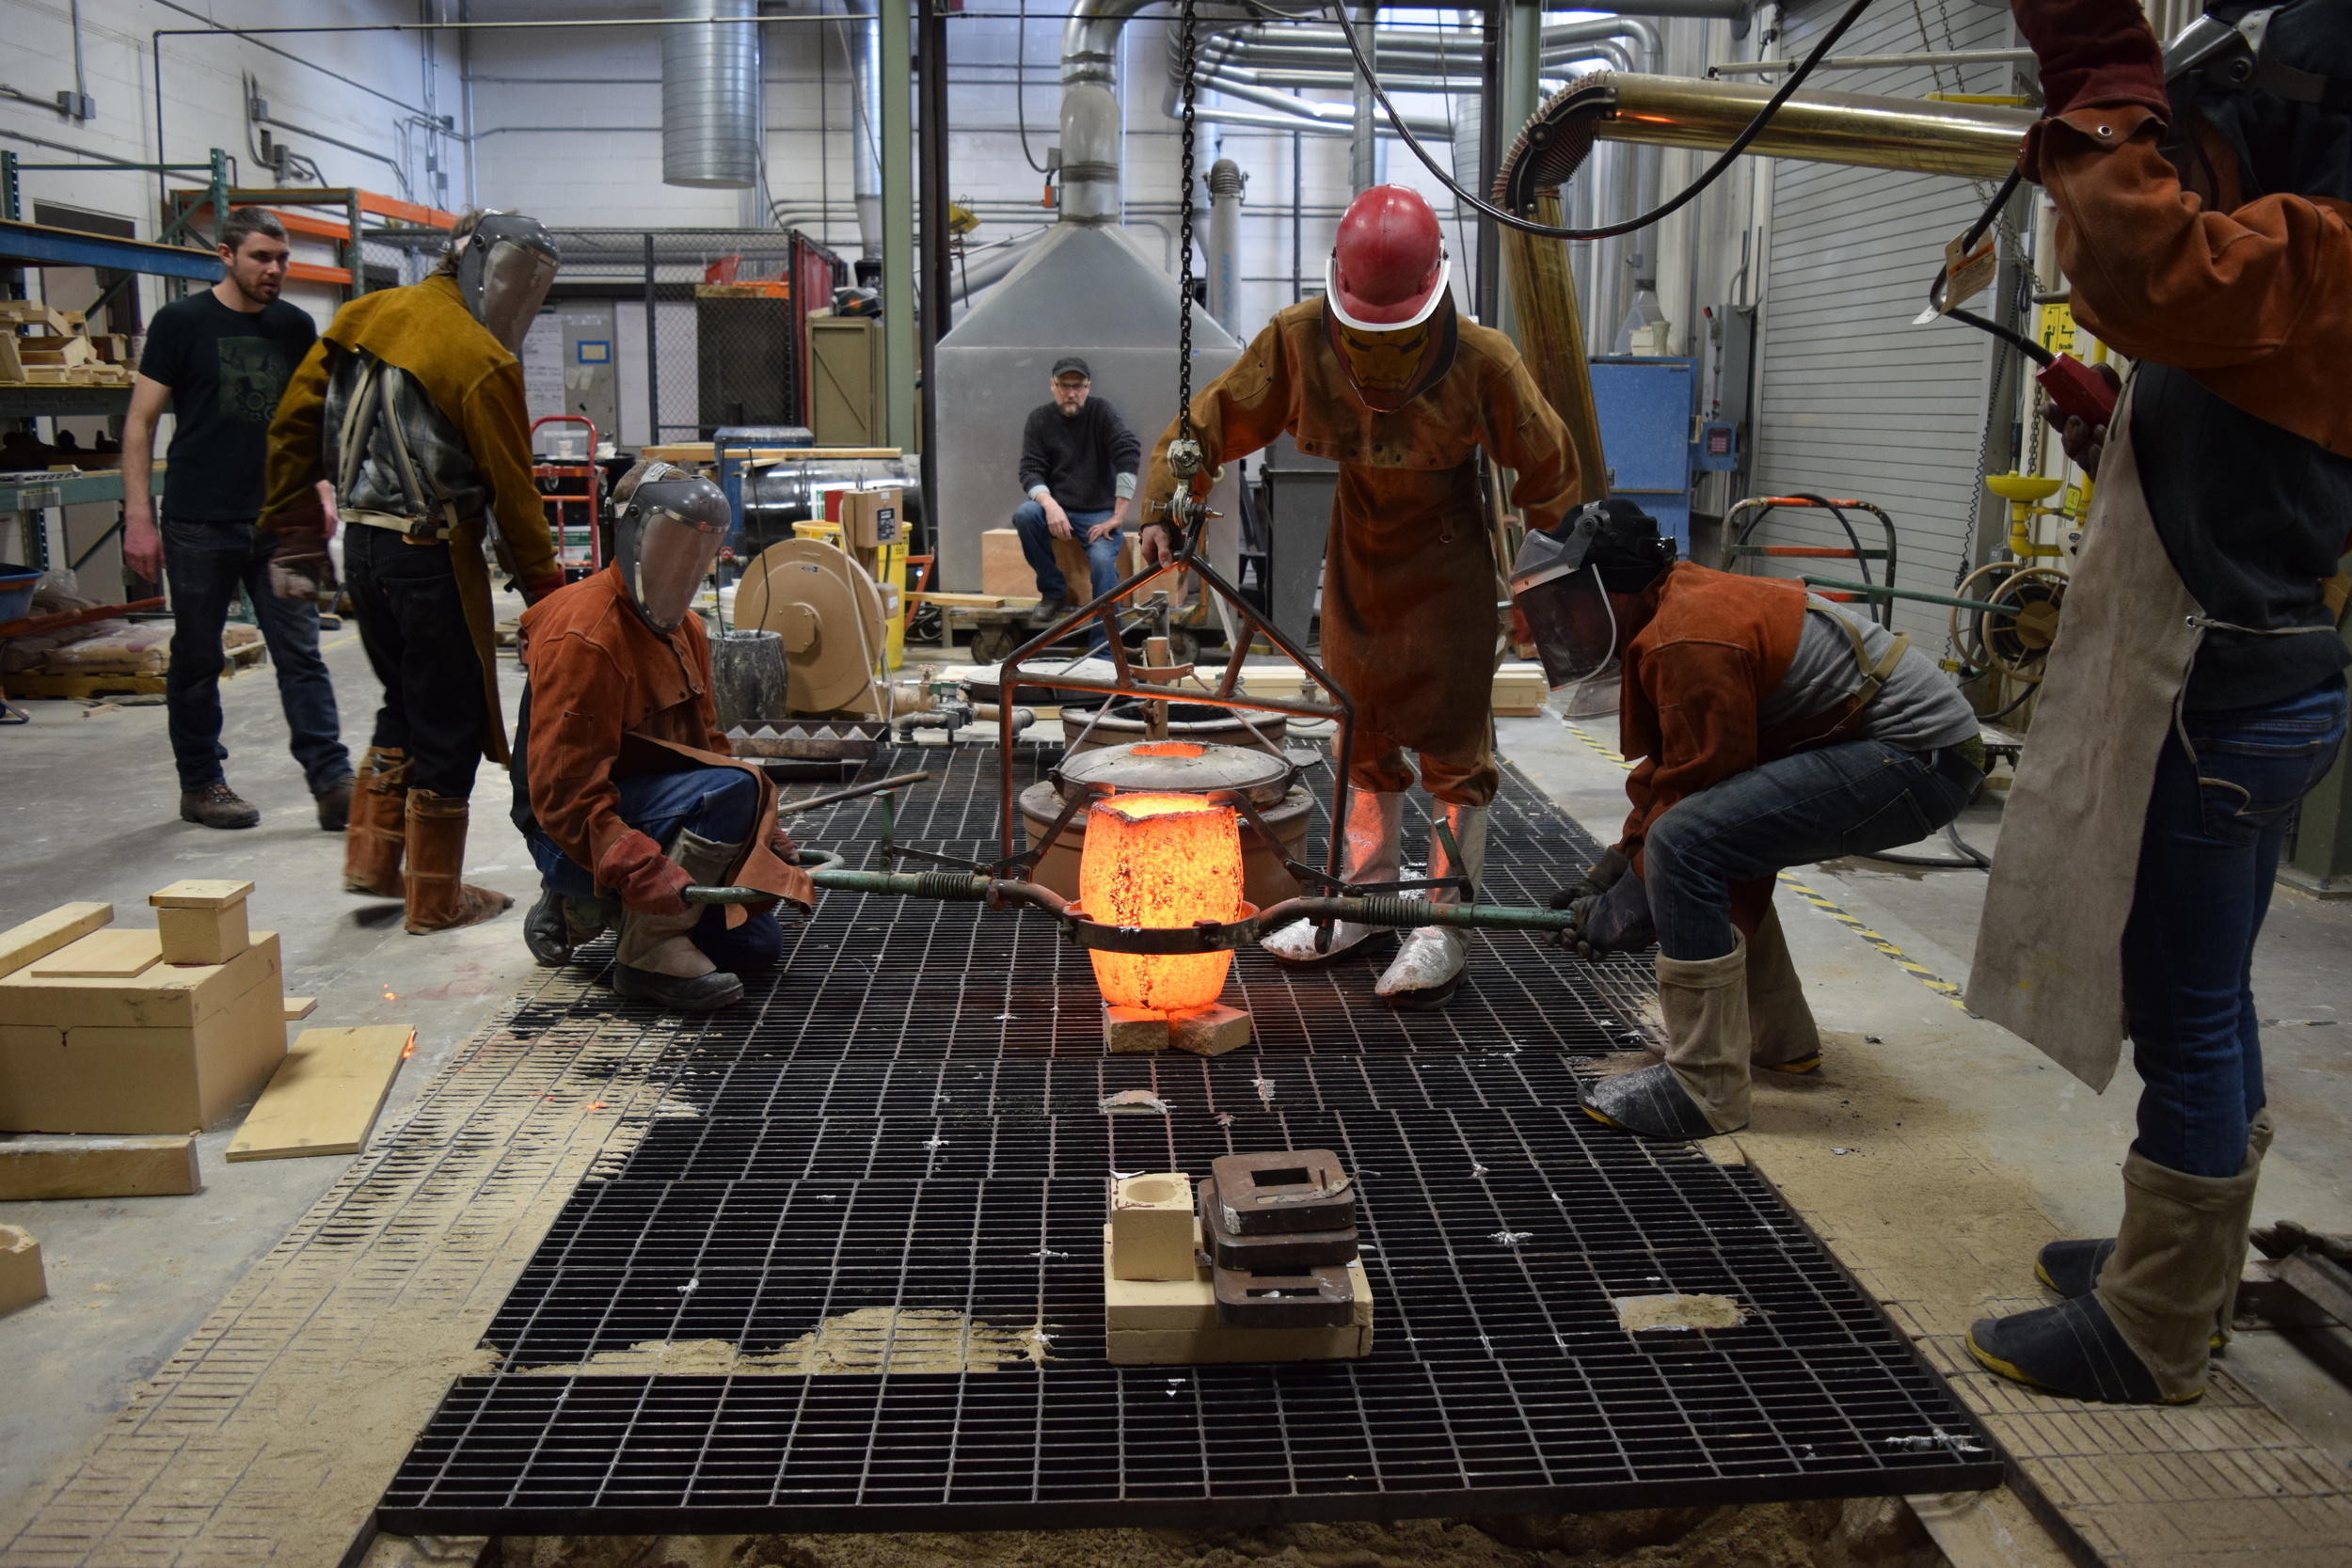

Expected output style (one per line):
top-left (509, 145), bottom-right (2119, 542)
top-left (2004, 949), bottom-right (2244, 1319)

top-left (1058, 0), bottom-right (1159, 224)
top-left (842, 0), bottom-right (882, 257)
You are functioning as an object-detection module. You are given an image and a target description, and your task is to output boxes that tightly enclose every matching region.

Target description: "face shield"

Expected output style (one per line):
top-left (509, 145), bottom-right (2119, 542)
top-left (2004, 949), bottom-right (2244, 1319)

top-left (455, 213), bottom-right (562, 354)
top-left (1508, 503), bottom-right (1619, 690)
top-left (1320, 254), bottom-right (1460, 412)
top-left (612, 462), bottom-right (732, 633)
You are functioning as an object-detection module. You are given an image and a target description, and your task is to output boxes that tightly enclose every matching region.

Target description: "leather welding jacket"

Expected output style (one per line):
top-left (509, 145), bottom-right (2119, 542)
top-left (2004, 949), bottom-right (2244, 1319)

top-left (513, 564), bottom-right (813, 917)
top-left (1613, 562), bottom-right (1808, 937)
top-left (1140, 302), bottom-right (1578, 790)
top-left (262, 272), bottom-right (559, 763)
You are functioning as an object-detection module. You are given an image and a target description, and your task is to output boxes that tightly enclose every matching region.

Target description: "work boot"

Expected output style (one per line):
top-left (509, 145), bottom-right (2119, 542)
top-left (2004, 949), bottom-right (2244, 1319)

top-left (1968, 1141), bottom-right (2265, 1403)
top-left (1581, 936), bottom-right (1752, 1139)
top-left (1376, 802), bottom-right (1487, 1009)
top-left (343, 747), bottom-right (410, 897)
top-left (402, 788), bottom-right (514, 934)
top-left (1745, 903), bottom-right (1822, 1073)
top-left (315, 775), bottom-right (356, 833)
top-left (1263, 789), bottom-right (1404, 965)
top-left (524, 889), bottom-right (617, 967)
top-left (2035, 1109), bottom-right (2273, 1351)
top-left (613, 828), bottom-right (744, 1012)
top-left (181, 780), bottom-right (260, 830)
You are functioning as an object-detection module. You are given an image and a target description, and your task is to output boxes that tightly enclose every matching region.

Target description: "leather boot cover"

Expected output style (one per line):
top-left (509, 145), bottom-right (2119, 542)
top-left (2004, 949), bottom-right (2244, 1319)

top-left (403, 789), bottom-right (514, 933)
top-left (1581, 1062), bottom-right (1721, 1141)
top-left (1376, 802), bottom-right (1487, 1003)
top-left (2093, 1143), bottom-right (2265, 1397)
top-left (1263, 789), bottom-right (1404, 964)
top-left (1660, 938), bottom-right (1753, 1132)
top-left (1744, 903), bottom-right (1822, 1071)
top-left (614, 829), bottom-right (742, 1005)
top-left (344, 747), bottom-right (410, 897)
top-left (2039, 1107), bottom-right (2273, 1353)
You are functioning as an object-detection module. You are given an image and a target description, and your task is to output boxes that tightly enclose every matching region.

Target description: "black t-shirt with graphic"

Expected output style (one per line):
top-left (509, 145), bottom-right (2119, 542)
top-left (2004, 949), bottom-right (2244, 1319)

top-left (136, 291), bottom-right (317, 522)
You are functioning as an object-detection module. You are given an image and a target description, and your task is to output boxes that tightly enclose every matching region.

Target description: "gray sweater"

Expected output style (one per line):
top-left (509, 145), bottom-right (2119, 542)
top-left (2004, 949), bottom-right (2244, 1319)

top-left (1757, 597), bottom-right (1979, 752)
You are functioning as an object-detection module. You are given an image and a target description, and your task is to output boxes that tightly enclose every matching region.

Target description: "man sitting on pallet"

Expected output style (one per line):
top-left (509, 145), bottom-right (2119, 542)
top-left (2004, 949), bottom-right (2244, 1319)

top-left (1520, 500), bottom-right (1985, 1139)
top-left (511, 464), bottom-right (813, 1011)
top-left (1011, 356), bottom-right (1141, 656)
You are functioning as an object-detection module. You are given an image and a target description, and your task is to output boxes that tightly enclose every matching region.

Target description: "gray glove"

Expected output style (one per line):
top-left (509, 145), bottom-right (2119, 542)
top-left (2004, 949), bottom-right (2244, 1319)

top-left (1549, 845), bottom-right (1630, 911)
top-left (1566, 865), bottom-right (1655, 962)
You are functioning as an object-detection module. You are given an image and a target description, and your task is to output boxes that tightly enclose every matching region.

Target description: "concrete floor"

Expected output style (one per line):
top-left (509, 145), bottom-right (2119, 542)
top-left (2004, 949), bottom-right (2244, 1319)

top-left (0, 613), bottom-right (544, 1520)
top-left (2, 644), bottom-right (2347, 1553)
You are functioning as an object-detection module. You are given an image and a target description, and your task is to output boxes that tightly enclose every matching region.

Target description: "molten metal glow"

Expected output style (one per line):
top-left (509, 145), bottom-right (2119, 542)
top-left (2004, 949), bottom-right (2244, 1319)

top-left (1078, 791), bottom-right (1243, 1012)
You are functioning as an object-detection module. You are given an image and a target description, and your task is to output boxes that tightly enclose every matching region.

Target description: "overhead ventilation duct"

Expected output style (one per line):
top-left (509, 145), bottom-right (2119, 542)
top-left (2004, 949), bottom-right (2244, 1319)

top-left (663, 0), bottom-right (761, 189)
top-left (845, 0), bottom-right (882, 257)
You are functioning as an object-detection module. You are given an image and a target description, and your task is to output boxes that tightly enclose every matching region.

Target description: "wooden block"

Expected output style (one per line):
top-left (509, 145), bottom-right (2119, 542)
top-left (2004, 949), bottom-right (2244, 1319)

top-left (1168, 1003), bottom-right (1251, 1057)
top-left (1106, 1323), bottom-right (1373, 1365)
top-left (282, 996), bottom-right (317, 1021)
top-left (1103, 1004), bottom-right (1168, 1054)
top-left (226, 1026), bottom-right (412, 1162)
top-left (0, 1225), bottom-right (43, 1314)
top-left (0, 929), bottom-right (280, 1030)
top-left (1104, 1232), bottom-right (1373, 1364)
top-left (0, 1134), bottom-right (199, 1199)
top-left (157, 901), bottom-right (248, 966)
top-left (149, 879), bottom-right (255, 910)
top-left (30, 929), bottom-right (161, 979)
top-left (981, 528), bottom-right (1033, 598)
top-left (0, 903), bottom-right (111, 981)
top-left (1110, 1174), bottom-right (1197, 1281)
top-left (0, 937), bottom-right (287, 1133)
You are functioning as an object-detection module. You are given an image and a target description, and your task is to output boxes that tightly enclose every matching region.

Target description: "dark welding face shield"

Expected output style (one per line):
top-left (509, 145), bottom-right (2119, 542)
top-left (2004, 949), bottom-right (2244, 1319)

top-left (454, 212), bottom-right (562, 354)
top-left (1510, 498), bottom-right (1677, 689)
top-left (1510, 502), bottom-right (1617, 690)
top-left (612, 461), bottom-right (732, 634)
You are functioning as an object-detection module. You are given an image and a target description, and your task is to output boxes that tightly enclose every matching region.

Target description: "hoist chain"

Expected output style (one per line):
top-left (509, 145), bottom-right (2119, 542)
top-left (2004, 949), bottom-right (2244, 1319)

top-left (1176, 0), bottom-right (1199, 445)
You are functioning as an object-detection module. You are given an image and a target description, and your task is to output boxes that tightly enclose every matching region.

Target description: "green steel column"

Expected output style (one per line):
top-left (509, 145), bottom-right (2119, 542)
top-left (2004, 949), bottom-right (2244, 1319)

top-left (881, 0), bottom-right (917, 449)
top-left (1499, 0), bottom-right (1542, 347)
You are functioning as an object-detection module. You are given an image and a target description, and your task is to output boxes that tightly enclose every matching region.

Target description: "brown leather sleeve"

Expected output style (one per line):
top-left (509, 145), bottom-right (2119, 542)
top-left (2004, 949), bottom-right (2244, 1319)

top-left (462, 361), bottom-right (560, 582)
top-left (2047, 110), bottom-right (2349, 375)
top-left (525, 632), bottom-right (638, 875)
top-left (1483, 349), bottom-right (1580, 533)
top-left (1140, 317), bottom-right (1294, 526)
top-left (260, 338), bottom-right (335, 530)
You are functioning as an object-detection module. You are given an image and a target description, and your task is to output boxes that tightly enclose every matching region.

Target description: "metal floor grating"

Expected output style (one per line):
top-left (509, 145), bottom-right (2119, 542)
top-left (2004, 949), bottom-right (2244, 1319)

top-left (378, 742), bottom-right (2000, 1534)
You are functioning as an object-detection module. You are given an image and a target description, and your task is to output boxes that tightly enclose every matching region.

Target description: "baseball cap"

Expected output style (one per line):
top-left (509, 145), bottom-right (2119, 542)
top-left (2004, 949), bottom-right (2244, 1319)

top-left (1051, 356), bottom-right (1092, 381)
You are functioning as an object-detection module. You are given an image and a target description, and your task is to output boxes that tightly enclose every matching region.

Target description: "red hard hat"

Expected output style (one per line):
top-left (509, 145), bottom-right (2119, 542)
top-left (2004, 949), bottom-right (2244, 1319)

top-left (1328, 185), bottom-right (1446, 327)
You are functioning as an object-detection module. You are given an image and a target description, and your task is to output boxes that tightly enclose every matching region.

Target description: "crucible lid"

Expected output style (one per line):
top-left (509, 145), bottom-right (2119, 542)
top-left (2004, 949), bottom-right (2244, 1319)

top-left (1054, 739), bottom-right (1296, 807)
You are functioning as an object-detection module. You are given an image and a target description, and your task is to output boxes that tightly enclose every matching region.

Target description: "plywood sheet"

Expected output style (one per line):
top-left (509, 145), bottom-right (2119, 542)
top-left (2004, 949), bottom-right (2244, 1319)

top-left (0, 903), bottom-right (111, 981)
top-left (226, 1026), bottom-right (413, 1162)
top-left (0, 1134), bottom-right (198, 1199)
top-left (30, 929), bottom-right (161, 978)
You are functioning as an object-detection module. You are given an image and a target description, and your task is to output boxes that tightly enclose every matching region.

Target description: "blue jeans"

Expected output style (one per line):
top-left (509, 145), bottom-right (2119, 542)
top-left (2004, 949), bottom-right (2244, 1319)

top-left (1012, 499), bottom-right (1120, 651)
top-left (1644, 738), bottom-right (1980, 962)
top-left (162, 516), bottom-right (351, 794)
top-left (527, 765), bottom-right (783, 974)
top-left (2123, 676), bottom-right (2347, 1177)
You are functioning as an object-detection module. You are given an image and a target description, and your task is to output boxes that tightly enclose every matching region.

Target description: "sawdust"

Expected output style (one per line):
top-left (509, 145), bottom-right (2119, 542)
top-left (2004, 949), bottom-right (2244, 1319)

top-left (1612, 1292), bottom-right (1746, 1333)
top-left (516, 1309), bottom-right (1049, 1376)
top-left (493, 1495), bottom-right (1943, 1568)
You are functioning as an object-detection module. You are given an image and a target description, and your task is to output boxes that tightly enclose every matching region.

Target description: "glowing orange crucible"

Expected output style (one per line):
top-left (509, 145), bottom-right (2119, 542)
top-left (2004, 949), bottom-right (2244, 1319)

top-left (1076, 790), bottom-right (1244, 1012)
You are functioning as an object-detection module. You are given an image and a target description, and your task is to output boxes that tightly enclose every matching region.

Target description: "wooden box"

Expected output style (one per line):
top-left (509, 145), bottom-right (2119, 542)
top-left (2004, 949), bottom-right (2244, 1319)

top-left (0, 933), bottom-right (288, 1134)
top-left (981, 529), bottom-right (1031, 598)
top-left (151, 880), bottom-right (253, 966)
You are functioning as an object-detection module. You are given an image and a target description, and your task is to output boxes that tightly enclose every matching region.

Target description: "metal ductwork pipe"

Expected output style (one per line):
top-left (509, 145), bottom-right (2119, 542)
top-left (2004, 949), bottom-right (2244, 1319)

top-left (1206, 158), bottom-right (1245, 334)
top-left (845, 0), bottom-right (882, 257)
top-left (1057, 0), bottom-right (1159, 224)
top-left (662, 0), bottom-right (761, 188)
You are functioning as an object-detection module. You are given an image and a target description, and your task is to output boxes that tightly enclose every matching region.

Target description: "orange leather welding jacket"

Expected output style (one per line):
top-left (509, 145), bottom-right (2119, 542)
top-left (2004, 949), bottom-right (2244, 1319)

top-left (516, 565), bottom-right (812, 918)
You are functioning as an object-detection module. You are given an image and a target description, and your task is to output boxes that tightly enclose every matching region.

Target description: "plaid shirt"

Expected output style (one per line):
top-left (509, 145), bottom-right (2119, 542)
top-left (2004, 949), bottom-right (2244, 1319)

top-left (322, 346), bottom-right (492, 523)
